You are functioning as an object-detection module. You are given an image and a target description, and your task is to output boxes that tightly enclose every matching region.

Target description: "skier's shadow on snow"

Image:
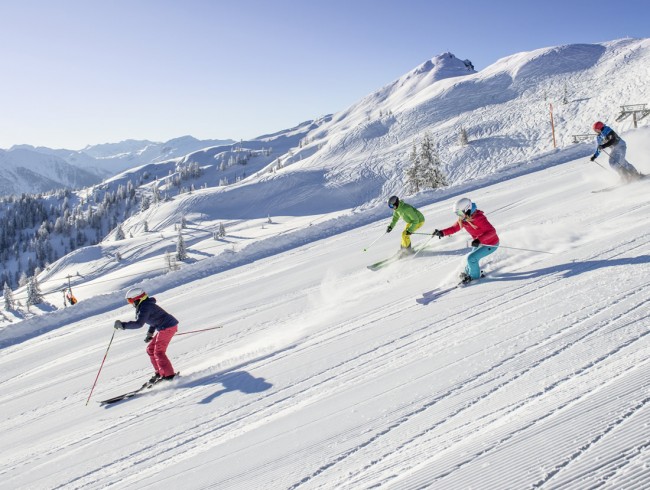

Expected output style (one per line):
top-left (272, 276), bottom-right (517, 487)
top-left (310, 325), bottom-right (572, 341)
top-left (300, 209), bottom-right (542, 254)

top-left (195, 370), bottom-right (273, 404)
top-left (494, 255), bottom-right (650, 281)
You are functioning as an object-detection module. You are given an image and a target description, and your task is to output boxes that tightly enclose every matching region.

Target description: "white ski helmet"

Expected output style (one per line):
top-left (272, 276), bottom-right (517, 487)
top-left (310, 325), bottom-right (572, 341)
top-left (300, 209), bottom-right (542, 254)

top-left (453, 197), bottom-right (473, 217)
top-left (125, 287), bottom-right (147, 305)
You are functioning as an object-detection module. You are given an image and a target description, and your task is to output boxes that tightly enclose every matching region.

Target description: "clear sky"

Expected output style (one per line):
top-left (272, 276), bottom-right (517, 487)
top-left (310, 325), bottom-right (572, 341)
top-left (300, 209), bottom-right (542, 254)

top-left (1, 0), bottom-right (648, 150)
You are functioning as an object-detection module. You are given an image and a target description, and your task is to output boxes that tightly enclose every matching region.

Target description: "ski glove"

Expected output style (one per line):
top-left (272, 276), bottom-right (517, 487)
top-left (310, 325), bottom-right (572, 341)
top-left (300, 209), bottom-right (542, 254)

top-left (471, 238), bottom-right (481, 247)
top-left (432, 229), bottom-right (444, 239)
top-left (590, 155), bottom-right (596, 162)
top-left (405, 230), bottom-right (412, 236)
top-left (386, 226), bottom-right (393, 233)
top-left (114, 320), bottom-right (124, 330)
top-left (144, 333), bottom-right (154, 343)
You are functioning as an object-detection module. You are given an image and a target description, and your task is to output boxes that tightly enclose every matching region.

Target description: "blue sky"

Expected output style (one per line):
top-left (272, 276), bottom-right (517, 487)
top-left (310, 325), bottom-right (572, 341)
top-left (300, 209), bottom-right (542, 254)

top-left (1, 0), bottom-right (648, 149)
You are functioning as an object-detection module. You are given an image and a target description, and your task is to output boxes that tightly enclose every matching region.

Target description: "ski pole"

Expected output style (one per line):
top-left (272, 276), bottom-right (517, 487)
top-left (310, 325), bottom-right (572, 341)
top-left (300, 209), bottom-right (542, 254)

top-left (589, 157), bottom-right (608, 171)
top-left (86, 330), bottom-right (116, 406)
top-left (413, 234), bottom-right (435, 259)
top-left (363, 230), bottom-right (386, 252)
top-left (176, 325), bottom-right (223, 336)
top-left (496, 245), bottom-right (554, 255)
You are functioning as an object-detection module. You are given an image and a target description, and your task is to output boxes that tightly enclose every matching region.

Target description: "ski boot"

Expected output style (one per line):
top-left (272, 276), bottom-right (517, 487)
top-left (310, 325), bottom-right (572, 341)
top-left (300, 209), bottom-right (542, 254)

top-left (400, 244), bottom-right (415, 256)
top-left (142, 373), bottom-right (161, 389)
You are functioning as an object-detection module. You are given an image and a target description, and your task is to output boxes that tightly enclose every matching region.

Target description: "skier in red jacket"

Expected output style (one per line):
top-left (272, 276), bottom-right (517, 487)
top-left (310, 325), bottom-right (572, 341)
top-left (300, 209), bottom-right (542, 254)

top-left (432, 197), bottom-right (499, 284)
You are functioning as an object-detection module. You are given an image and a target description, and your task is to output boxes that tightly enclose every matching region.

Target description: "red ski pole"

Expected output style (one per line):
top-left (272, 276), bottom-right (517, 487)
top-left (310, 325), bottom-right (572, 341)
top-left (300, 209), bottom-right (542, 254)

top-left (176, 325), bottom-right (223, 336)
top-left (85, 330), bottom-right (116, 406)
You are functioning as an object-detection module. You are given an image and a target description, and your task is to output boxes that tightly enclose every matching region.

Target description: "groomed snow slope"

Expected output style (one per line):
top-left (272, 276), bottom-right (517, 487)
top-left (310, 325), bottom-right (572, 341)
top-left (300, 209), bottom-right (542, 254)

top-left (1, 133), bottom-right (649, 488)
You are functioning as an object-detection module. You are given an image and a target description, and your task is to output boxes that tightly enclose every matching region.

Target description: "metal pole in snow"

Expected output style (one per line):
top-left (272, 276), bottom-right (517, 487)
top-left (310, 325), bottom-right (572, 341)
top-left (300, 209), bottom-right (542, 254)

top-left (550, 103), bottom-right (557, 149)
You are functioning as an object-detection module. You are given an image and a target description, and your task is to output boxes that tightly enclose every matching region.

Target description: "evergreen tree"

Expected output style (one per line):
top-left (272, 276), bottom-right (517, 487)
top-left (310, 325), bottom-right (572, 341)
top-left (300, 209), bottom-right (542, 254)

top-left (175, 229), bottom-right (187, 261)
top-left (26, 275), bottom-right (43, 306)
top-left (459, 127), bottom-right (469, 146)
top-left (141, 195), bottom-right (151, 212)
top-left (406, 141), bottom-right (422, 193)
top-left (152, 181), bottom-right (161, 205)
top-left (218, 222), bottom-right (226, 238)
top-left (406, 132), bottom-right (448, 194)
top-left (165, 251), bottom-right (179, 271)
top-left (115, 224), bottom-right (125, 241)
top-left (3, 282), bottom-right (14, 310)
top-left (18, 271), bottom-right (28, 287)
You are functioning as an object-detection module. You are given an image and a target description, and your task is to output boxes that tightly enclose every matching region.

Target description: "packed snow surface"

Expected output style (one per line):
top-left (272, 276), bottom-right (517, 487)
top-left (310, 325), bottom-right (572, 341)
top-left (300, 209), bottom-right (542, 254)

top-left (1, 128), bottom-right (649, 488)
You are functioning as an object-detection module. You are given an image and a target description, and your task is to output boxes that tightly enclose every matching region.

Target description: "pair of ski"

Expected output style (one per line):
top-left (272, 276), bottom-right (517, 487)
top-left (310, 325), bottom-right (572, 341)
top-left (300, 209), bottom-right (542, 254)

top-left (415, 272), bottom-right (486, 305)
top-left (367, 243), bottom-right (429, 271)
top-left (99, 372), bottom-right (179, 405)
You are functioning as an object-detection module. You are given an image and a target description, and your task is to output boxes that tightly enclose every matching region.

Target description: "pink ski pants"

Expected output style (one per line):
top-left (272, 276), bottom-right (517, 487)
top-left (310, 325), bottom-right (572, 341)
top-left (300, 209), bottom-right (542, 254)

top-left (146, 326), bottom-right (177, 376)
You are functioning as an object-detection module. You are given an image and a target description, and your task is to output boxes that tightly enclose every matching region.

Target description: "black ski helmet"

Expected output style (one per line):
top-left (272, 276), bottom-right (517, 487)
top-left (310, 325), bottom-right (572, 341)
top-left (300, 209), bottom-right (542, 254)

top-left (388, 196), bottom-right (399, 209)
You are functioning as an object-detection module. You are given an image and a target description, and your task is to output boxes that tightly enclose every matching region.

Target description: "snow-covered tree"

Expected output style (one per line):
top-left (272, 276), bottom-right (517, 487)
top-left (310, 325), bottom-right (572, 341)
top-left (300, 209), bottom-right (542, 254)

top-left (406, 132), bottom-right (448, 194)
top-left (152, 181), bottom-right (161, 205)
top-left (26, 275), bottom-right (43, 306)
top-left (175, 229), bottom-right (187, 261)
top-left (141, 195), bottom-right (151, 212)
top-left (165, 251), bottom-right (179, 272)
top-left (218, 222), bottom-right (226, 238)
top-left (459, 127), bottom-right (469, 146)
top-left (18, 272), bottom-right (28, 288)
top-left (3, 282), bottom-right (14, 310)
top-left (115, 224), bottom-right (125, 241)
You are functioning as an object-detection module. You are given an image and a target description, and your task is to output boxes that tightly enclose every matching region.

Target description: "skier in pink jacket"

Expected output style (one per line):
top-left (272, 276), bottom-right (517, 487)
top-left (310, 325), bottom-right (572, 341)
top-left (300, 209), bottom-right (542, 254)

top-left (432, 197), bottom-right (499, 284)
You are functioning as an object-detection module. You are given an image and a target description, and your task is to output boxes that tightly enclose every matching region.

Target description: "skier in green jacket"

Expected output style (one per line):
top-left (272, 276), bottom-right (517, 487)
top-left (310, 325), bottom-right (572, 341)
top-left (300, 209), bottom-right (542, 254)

top-left (386, 195), bottom-right (425, 254)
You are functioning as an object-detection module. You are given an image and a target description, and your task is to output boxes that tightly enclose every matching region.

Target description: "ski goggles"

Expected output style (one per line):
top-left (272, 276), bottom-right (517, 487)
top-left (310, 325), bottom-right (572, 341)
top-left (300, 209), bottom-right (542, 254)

top-left (127, 293), bottom-right (147, 305)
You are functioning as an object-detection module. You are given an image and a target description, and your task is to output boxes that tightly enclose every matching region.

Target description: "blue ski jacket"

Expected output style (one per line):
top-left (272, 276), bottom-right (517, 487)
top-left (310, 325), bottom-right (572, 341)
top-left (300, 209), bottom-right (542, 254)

top-left (592, 125), bottom-right (620, 159)
top-left (122, 296), bottom-right (178, 335)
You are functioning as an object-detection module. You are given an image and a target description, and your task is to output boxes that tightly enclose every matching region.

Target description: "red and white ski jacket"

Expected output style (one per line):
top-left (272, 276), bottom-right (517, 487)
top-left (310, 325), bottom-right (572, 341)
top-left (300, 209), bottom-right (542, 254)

top-left (441, 210), bottom-right (499, 246)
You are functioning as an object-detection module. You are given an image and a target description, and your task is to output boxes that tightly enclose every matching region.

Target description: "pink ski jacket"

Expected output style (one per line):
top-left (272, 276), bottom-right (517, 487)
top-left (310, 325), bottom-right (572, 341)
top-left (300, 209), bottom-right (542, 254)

top-left (441, 210), bottom-right (499, 246)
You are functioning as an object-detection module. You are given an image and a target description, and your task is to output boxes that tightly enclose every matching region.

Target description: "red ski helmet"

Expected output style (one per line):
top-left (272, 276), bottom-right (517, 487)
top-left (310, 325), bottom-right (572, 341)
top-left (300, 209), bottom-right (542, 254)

top-left (593, 121), bottom-right (605, 132)
top-left (125, 287), bottom-right (147, 305)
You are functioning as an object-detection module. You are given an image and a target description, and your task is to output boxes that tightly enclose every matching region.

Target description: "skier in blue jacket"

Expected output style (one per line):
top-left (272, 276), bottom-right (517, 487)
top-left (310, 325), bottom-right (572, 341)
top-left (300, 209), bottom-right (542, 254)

top-left (114, 288), bottom-right (179, 386)
top-left (590, 121), bottom-right (641, 181)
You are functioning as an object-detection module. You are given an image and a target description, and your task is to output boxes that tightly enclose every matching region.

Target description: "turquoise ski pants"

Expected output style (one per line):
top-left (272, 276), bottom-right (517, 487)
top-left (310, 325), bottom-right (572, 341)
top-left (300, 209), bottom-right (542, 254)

top-left (466, 243), bottom-right (499, 279)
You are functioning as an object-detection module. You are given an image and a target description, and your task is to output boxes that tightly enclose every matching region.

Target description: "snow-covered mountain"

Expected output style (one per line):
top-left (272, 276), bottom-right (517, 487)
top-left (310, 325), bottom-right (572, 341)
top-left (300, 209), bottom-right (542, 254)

top-left (124, 39), bottom-right (646, 224)
top-left (3, 135), bottom-right (235, 195)
top-left (0, 148), bottom-right (100, 195)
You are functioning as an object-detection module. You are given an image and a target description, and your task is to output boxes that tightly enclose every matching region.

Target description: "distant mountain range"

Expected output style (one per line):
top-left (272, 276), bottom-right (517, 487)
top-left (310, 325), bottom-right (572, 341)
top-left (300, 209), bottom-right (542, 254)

top-left (0, 136), bottom-right (235, 196)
